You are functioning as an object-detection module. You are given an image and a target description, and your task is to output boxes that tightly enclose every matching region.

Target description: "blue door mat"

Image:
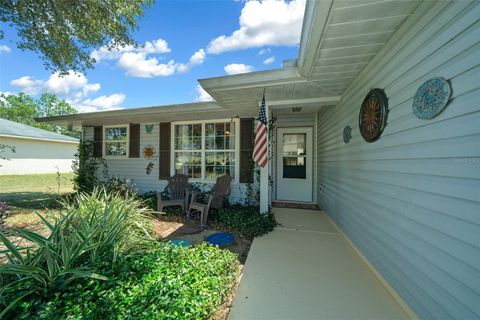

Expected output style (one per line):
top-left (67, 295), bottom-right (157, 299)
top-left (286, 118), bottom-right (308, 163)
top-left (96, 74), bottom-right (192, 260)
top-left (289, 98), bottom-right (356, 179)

top-left (206, 232), bottom-right (235, 247)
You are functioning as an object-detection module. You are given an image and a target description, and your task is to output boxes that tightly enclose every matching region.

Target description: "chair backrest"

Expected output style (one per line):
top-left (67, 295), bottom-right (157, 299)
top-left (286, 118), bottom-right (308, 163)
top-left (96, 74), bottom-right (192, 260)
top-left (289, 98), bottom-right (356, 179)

top-left (210, 174), bottom-right (232, 208)
top-left (168, 174), bottom-right (189, 200)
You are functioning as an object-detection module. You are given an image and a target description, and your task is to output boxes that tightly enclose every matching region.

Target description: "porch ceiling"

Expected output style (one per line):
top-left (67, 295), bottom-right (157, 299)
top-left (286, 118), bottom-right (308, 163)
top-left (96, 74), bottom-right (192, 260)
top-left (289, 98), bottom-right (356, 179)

top-left (200, 0), bottom-right (422, 111)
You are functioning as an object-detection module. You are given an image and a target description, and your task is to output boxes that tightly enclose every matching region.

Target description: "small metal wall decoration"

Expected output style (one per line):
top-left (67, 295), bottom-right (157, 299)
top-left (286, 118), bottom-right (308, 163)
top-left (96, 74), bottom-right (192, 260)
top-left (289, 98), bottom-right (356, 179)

top-left (412, 77), bottom-right (451, 120)
top-left (143, 145), bottom-right (156, 160)
top-left (343, 125), bottom-right (352, 144)
top-left (145, 124), bottom-right (154, 134)
top-left (145, 161), bottom-right (154, 175)
top-left (359, 88), bottom-right (389, 143)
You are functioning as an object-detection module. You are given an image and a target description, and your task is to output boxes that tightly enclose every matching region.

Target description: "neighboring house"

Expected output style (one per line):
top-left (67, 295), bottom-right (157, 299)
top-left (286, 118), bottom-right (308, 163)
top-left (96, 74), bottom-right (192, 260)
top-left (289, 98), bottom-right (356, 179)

top-left (40, 1), bottom-right (479, 319)
top-left (0, 118), bottom-right (79, 175)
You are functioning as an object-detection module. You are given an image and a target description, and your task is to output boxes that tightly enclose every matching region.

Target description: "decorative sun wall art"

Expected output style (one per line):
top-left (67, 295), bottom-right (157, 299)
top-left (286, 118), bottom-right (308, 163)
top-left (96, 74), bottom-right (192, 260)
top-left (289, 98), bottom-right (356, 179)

top-left (359, 88), bottom-right (389, 143)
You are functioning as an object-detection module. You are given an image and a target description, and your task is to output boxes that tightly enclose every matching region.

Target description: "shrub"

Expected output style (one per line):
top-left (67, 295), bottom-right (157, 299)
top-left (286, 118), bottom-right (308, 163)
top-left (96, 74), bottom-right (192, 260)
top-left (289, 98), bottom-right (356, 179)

top-left (210, 205), bottom-right (278, 238)
top-left (72, 140), bottom-right (107, 193)
top-left (60, 188), bottom-right (155, 262)
top-left (0, 188), bottom-right (155, 316)
top-left (102, 177), bottom-right (138, 198)
top-left (15, 243), bottom-right (240, 319)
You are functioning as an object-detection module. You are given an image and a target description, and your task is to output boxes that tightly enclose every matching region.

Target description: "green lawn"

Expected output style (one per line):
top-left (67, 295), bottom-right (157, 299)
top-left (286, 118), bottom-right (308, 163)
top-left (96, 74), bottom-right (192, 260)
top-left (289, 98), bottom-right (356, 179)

top-left (0, 173), bottom-right (74, 208)
top-left (0, 173), bottom-right (73, 229)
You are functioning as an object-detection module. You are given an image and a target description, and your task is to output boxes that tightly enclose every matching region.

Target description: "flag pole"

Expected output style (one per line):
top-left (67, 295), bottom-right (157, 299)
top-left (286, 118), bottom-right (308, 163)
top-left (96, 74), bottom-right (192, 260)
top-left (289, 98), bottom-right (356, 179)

top-left (259, 89), bottom-right (269, 214)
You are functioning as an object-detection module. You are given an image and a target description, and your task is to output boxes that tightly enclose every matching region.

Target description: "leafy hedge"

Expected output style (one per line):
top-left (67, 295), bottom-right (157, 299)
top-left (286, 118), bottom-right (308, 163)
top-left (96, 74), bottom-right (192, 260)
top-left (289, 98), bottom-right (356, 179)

top-left (14, 243), bottom-right (239, 319)
top-left (210, 205), bottom-right (278, 238)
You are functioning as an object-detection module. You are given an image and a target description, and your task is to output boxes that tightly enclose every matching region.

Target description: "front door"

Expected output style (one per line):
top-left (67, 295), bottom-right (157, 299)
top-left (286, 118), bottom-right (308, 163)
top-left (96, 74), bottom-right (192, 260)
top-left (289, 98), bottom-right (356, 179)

top-left (276, 127), bottom-right (313, 202)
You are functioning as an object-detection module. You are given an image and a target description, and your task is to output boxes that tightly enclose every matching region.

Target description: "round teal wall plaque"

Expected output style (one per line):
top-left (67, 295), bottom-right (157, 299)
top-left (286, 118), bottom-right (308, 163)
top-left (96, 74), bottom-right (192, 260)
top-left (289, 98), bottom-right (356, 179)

top-left (343, 125), bottom-right (352, 143)
top-left (412, 77), bottom-right (451, 120)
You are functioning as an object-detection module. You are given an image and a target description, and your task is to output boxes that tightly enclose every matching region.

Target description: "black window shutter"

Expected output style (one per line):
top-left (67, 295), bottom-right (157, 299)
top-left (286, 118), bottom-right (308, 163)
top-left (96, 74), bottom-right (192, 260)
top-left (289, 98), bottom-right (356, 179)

top-left (239, 118), bottom-right (255, 183)
top-left (129, 124), bottom-right (140, 158)
top-left (159, 122), bottom-right (171, 180)
top-left (93, 126), bottom-right (103, 158)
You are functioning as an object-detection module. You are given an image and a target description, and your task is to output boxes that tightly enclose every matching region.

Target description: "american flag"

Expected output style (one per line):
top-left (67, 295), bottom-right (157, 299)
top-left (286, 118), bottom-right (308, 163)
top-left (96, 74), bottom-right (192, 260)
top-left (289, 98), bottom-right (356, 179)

top-left (253, 93), bottom-right (268, 168)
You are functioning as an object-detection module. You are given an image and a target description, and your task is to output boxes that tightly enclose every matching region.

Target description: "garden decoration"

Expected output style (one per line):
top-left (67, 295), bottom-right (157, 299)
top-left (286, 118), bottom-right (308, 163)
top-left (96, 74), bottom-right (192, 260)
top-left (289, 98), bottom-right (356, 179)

top-left (359, 88), bottom-right (389, 142)
top-left (412, 77), bottom-right (451, 120)
top-left (206, 232), bottom-right (235, 248)
top-left (145, 161), bottom-right (154, 175)
top-left (145, 124), bottom-right (154, 134)
top-left (343, 125), bottom-right (352, 143)
top-left (143, 145), bottom-right (156, 159)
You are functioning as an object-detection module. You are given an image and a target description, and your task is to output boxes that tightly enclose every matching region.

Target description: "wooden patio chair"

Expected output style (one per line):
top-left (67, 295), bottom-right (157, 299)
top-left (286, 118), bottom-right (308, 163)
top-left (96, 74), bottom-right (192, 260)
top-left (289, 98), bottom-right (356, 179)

top-left (188, 174), bottom-right (232, 226)
top-left (157, 174), bottom-right (189, 213)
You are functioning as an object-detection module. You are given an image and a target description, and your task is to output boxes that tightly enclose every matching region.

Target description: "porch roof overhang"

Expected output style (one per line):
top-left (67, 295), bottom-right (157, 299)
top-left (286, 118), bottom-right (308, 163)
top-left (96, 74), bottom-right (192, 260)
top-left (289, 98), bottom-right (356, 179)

top-left (199, 0), bottom-right (422, 114)
top-left (36, 101), bottom-right (256, 128)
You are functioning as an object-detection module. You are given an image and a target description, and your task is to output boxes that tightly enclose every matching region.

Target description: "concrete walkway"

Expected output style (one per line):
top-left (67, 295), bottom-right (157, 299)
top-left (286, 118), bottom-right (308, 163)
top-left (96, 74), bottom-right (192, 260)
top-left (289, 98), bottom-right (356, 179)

top-left (228, 208), bottom-right (409, 320)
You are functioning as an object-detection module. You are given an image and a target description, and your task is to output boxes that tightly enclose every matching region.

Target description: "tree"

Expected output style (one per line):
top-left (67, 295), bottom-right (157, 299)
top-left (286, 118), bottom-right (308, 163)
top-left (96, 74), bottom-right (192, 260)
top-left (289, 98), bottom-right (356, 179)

top-left (0, 0), bottom-right (154, 74)
top-left (0, 92), bottom-right (79, 137)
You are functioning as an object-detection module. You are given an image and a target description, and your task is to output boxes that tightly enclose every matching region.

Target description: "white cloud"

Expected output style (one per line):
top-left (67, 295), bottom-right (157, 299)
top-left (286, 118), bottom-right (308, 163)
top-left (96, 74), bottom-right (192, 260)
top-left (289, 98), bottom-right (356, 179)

top-left (207, 0), bottom-right (305, 54)
top-left (263, 56), bottom-right (276, 65)
top-left (92, 38), bottom-right (205, 77)
top-left (118, 52), bottom-right (177, 78)
top-left (11, 72), bottom-right (100, 98)
top-left (10, 71), bottom-right (123, 113)
top-left (224, 63), bottom-right (254, 75)
top-left (117, 48), bottom-right (206, 78)
top-left (44, 72), bottom-right (88, 96)
top-left (195, 84), bottom-right (214, 102)
top-left (10, 76), bottom-right (44, 95)
top-left (258, 48), bottom-right (271, 55)
top-left (177, 49), bottom-right (206, 74)
top-left (0, 45), bottom-right (11, 53)
top-left (91, 39), bottom-right (171, 62)
top-left (76, 93), bottom-right (126, 113)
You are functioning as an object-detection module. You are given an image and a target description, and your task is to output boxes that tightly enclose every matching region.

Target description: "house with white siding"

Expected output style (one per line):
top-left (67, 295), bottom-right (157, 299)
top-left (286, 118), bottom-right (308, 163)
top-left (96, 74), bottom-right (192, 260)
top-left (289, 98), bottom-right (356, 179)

top-left (0, 118), bottom-right (78, 175)
top-left (40, 1), bottom-right (480, 319)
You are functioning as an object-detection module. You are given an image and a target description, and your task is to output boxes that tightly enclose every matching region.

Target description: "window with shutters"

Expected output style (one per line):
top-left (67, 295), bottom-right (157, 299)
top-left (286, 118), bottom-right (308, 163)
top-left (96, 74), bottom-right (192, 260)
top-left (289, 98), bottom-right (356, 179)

top-left (172, 119), bottom-right (239, 181)
top-left (103, 125), bottom-right (129, 157)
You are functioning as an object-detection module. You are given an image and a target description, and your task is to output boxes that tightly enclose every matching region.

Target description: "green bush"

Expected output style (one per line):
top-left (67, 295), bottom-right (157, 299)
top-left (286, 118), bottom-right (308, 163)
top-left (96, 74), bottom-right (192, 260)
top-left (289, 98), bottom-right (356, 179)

top-left (0, 188), bottom-right (154, 316)
top-left (15, 243), bottom-right (240, 319)
top-left (210, 205), bottom-right (278, 238)
top-left (72, 140), bottom-right (107, 193)
top-left (102, 177), bottom-right (138, 198)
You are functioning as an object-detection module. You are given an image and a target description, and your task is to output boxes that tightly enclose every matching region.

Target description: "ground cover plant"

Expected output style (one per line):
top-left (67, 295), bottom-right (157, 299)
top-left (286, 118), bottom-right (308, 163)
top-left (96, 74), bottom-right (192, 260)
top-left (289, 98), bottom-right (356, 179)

top-left (15, 243), bottom-right (239, 319)
top-left (209, 205), bottom-right (278, 239)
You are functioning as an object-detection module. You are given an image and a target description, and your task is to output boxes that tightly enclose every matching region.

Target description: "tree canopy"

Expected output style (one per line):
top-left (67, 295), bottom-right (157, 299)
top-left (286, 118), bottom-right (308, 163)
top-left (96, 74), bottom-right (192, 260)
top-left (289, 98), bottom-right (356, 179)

top-left (0, 92), bottom-right (79, 137)
top-left (0, 0), bottom-right (154, 73)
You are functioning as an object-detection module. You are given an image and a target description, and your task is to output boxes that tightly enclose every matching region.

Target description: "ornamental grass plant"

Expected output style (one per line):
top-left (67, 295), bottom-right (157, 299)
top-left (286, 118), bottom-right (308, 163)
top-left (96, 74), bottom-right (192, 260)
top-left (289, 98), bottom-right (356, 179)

top-left (0, 188), bottom-right (155, 317)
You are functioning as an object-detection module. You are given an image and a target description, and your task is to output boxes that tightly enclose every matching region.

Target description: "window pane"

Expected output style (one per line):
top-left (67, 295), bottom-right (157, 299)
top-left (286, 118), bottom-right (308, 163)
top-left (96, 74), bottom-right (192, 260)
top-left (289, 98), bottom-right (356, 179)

top-left (105, 127), bottom-right (127, 141)
top-left (283, 133), bottom-right (306, 156)
top-left (174, 124), bottom-right (202, 150)
top-left (105, 142), bottom-right (127, 156)
top-left (205, 151), bottom-right (235, 179)
top-left (283, 156), bottom-right (306, 179)
top-left (205, 122), bottom-right (235, 150)
top-left (174, 152), bottom-right (202, 178)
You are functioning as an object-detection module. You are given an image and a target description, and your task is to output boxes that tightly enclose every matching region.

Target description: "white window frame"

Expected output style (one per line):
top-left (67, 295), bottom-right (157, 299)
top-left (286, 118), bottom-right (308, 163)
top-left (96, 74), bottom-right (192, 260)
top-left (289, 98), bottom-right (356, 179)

top-left (103, 124), bottom-right (129, 158)
top-left (171, 119), bottom-right (240, 182)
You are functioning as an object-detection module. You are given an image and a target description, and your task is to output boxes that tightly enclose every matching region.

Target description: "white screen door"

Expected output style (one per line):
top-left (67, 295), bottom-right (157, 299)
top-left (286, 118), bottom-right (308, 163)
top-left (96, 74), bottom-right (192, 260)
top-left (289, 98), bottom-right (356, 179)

top-left (276, 127), bottom-right (313, 202)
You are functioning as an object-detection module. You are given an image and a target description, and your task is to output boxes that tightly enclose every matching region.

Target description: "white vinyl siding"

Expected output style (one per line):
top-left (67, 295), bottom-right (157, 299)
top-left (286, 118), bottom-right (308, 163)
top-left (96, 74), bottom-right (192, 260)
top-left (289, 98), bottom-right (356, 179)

top-left (0, 136), bottom-right (77, 175)
top-left (84, 123), bottom-right (248, 203)
top-left (316, 2), bottom-right (480, 319)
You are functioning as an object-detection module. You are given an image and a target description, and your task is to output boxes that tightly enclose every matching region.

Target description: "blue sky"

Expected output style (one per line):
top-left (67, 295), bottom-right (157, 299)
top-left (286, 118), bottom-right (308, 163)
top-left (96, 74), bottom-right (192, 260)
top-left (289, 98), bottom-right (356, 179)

top-left (0, 0), bottom-right (305, 112)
